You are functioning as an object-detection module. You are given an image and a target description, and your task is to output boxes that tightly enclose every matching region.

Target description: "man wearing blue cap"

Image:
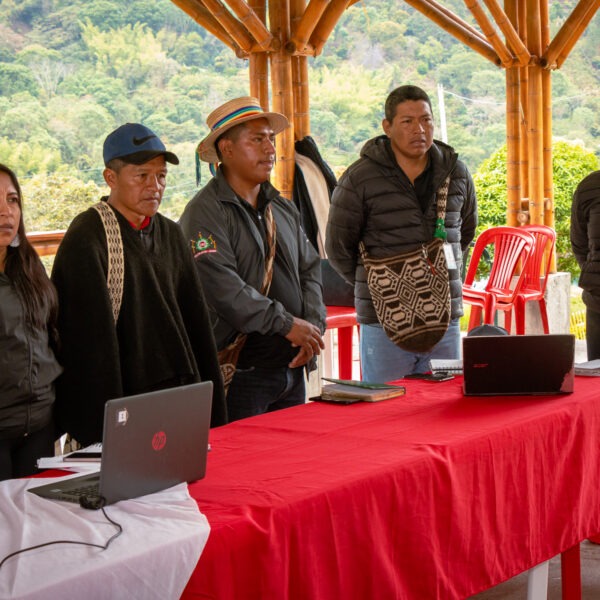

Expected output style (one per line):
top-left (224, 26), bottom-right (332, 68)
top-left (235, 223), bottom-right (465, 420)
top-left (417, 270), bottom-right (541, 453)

top-left (52, 123), bottom-right (227, 446)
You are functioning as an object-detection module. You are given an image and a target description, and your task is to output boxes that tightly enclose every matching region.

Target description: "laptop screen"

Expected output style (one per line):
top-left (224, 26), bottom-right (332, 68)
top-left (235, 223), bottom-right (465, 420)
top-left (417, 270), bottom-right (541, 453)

top-left (462, 334), bottom-right (575, 396)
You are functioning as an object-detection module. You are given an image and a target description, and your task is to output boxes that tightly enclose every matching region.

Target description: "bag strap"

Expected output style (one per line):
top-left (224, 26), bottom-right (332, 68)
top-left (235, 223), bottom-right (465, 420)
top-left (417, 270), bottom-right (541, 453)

top-left (360, 175), bottom-right (451, 259)
top-left (434, 175), bottom-right (451, 240)
top-left (92, 202), bottom-right (124, 323)
top-left (225, 203), bottom-right (278, 351)
top-left (261, 203), bottom-right (277, 295)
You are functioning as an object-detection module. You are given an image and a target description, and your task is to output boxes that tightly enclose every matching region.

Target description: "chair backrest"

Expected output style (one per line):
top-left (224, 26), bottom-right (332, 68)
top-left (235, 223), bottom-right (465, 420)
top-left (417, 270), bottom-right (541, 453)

top-left (464, 226), bottom-right (535, 298)
top-left (520, 224), bottom-right (556, 294)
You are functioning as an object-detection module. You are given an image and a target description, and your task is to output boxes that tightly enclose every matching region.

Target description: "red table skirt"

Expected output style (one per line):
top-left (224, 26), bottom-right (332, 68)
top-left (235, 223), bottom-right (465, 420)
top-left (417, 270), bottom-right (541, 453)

top-left (183, 376), bottom-right (600, 599)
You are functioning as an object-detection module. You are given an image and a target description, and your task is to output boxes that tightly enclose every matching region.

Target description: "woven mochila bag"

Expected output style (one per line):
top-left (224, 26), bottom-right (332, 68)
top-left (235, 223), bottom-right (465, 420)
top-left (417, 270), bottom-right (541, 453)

top-left (359, 176), bottom-right (452, 353)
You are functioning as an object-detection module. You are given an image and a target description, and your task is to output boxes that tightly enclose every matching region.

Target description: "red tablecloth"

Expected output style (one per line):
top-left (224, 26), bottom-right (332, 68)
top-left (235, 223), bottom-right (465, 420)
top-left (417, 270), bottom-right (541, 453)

top-left (183, 376), bottom-right (600, 599)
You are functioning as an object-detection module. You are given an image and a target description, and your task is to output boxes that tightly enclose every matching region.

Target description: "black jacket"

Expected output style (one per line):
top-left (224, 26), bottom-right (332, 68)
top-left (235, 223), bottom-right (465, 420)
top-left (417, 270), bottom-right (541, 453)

top-left (571, 170), bottom-right (600, 311)
top-left (325, 135), bottom-right (477, 324)
top-left (179, 170), bottom-right (326, 357)
top-left (0, 273), bottom-right (62, 438)
top-left (52, 202), bottom-right (227, 445)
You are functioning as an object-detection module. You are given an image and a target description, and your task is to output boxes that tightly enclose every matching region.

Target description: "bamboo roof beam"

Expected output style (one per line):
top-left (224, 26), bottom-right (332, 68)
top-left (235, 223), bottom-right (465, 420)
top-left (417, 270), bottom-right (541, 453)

top-left (248, 0), bottom-right (268, 104)
top-left (309, 0), bottom-right (351, 56)
top-left (286, 43), bottom-right (316, 56)
top-left (422, 0), bottom-right (485, 42)
top-left (553, 1), bottom-right (600, 69)
top-left (402, 0), bottom-right (501, 66)
top-left (542, 0), bottom-right (600, 69)
top-left (289, 0), bottom-right (332, 54)
top-left (199, 0), bottom-right (257, 53)
top-left (223, 0), bottom-right (273, 50)
top-left (482, 0), bottom-right (530, 66)
top-left (463, 0), bottom-right (514, 67)
top-left (170, 0), bottom-right (239, 53)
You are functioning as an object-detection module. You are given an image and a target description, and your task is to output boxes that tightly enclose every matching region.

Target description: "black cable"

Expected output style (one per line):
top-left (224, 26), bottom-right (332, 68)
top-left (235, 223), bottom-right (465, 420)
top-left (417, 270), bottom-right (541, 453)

top-left (0, 504), bottom-right (123, 570)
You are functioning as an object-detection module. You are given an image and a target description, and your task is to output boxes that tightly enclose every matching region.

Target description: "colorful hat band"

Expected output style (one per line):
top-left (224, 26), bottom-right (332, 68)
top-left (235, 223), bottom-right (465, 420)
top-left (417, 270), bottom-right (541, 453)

top-left (210, 106), bottom-right (264, 131)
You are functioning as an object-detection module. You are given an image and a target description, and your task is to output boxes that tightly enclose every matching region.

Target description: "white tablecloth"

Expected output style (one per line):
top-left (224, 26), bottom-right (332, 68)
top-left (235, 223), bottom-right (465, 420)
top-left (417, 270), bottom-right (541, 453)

top-left (0, 477), bottom-right (210, 600)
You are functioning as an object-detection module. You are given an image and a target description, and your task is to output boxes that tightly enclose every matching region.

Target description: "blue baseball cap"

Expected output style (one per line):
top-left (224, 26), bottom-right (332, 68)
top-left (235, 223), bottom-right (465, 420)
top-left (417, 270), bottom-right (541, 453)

top-left (103, 123), bottom-right (179, 166)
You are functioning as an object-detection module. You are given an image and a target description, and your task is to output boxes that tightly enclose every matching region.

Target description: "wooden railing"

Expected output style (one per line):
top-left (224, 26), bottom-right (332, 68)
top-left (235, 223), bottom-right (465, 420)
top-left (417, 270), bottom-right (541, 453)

top-left (28, 231), bottom-right (65, 257)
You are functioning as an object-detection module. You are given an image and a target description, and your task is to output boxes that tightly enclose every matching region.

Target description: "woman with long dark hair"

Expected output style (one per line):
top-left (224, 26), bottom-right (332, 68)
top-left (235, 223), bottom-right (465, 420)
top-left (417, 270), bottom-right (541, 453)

top-left (0, 163), bottom-right (62, 480)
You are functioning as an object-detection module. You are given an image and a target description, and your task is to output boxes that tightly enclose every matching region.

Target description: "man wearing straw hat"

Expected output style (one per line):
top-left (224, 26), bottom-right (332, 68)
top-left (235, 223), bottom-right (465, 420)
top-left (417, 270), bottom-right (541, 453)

top-left (180, 97), bottom-right (326, 422)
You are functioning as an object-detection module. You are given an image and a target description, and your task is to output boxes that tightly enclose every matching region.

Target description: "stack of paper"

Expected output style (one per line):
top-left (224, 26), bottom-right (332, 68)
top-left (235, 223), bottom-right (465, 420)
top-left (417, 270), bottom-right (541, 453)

top-left (430, 358), bottom-right (463, 374)
top-left (37, 443), bottom-right (102, 472)
top-left (320, 378), bottom-right (405, 402)
top-left (574, 359), bottom-right (600, 376)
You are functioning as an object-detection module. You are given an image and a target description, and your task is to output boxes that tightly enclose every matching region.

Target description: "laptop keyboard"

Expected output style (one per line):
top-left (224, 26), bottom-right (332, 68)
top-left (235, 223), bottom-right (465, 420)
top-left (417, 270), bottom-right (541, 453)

top-left (63, 482), bottom-right (101, 499)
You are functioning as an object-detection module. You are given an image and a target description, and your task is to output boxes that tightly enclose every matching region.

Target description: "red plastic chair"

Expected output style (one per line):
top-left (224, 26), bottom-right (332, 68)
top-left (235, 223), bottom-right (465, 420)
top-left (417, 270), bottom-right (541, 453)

top-left (463, 226), bottom-right (535, 331)
top-left (509, 225), bottom-right (556, 334)
top-left (326, 306), bottom-right (359, 380)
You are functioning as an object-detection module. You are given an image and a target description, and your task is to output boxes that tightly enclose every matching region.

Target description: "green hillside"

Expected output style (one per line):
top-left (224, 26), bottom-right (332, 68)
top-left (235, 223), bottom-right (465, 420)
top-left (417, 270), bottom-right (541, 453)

top-left (0, 0), bottom-right (599, 228)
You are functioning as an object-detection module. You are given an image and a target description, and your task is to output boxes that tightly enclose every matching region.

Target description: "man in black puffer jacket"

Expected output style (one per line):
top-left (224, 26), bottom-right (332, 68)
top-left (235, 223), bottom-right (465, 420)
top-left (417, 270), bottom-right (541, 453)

top-left (326, 85), bottom-right (477, 382)
top-left (571, 170), bottom-right (600, 361)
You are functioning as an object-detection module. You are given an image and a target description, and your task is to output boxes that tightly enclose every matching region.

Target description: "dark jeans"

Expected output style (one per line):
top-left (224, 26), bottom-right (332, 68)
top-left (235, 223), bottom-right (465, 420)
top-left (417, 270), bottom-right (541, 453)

top-left (227, 365), bottom-right (306, 423)
top-left (0, 421), bottom-right (56, 481)
top-left (586, 306), bottom-right (600, 360)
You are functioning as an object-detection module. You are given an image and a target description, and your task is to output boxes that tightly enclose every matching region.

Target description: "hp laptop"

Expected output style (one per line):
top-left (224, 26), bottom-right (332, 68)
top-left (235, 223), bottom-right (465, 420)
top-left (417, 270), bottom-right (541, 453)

top-left (29, 382), bottom-right (213, 507)
top-left (462, 334), bottom-right (575, 396)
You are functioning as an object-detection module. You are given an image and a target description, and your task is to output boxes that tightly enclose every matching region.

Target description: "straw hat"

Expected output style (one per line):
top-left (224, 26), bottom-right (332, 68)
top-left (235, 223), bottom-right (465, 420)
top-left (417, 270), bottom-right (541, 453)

top-left (197, 97), bottom-right (289, 163)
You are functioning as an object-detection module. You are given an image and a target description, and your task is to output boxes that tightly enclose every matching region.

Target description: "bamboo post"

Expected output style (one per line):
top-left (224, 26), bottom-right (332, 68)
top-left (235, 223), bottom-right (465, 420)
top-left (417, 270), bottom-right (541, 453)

top-left (518, 0), bottom-right (529, 200)
top-left (540, 0), bottom-right (556, 272)
top-left (291, 0), bottom-right (310, 138)
top-left (292, 56), bottom-right (310, 138)
top-left (463, 0), bottom-right (514, 67)
top-left (506, 66), bottom-right (521, 226)
top-left (526, 0), bottom-right (543, 225)
top-left (249, 53), bottom-right (269, 107)
top-left (248, 0), bottom-right (269, 106)
top-left (504, 0), bottom-right (520, 227)
top-left (269, 0), bottom-right (295, 198)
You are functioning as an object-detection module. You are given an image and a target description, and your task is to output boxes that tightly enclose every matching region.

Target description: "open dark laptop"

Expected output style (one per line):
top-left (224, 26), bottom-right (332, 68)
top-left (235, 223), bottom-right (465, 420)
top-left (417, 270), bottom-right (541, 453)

top-left (462, 334), bottom-right (575, 396)
top-left (29, 381), bottom-right (213, 507)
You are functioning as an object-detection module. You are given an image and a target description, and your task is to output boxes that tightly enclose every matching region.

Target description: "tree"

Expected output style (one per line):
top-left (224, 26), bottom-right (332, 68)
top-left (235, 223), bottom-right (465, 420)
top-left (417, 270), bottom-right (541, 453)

top-left (0, 63), bottom-right (39, 96)
top-left (0, 138), bottom-right (62, 175)
top-left (473, 141), bottom-right (600, 278)
top-left (22, 172), bottom-right (101, 232)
